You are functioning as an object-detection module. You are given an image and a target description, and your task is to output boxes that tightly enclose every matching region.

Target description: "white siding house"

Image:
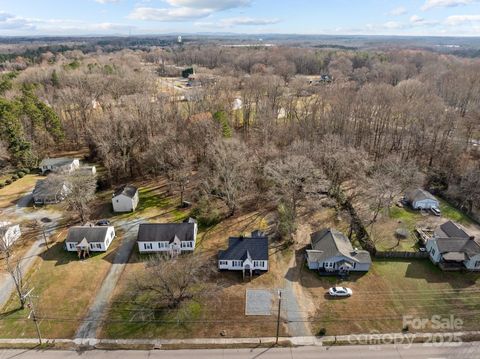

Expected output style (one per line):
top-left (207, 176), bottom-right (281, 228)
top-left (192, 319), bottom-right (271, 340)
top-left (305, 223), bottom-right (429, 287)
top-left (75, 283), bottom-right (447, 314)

top-left (0, 222), bottom-right (21, 250)
top-left (65, 226), bottom-right (116, 258)
top-left (306, 229), bottom-right (372, 274)
top-left (218, 231), bottom-right (269, 277)
top-left (405, 188), bottom-right (439, 210)
top-left (137, 220), bottom-right (197, 255)
top-left (112, 185), bottom-right (139, 212)
top-left (39, 158), bottom-right (80, 175)
top-left (426, 221), bottom-right (480, 271)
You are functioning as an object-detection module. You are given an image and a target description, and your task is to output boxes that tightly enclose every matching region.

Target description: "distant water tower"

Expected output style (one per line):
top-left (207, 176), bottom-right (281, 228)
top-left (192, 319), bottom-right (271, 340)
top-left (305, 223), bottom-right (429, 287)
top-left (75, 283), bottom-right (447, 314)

top-left (177, 35), bottom-right (182, 44)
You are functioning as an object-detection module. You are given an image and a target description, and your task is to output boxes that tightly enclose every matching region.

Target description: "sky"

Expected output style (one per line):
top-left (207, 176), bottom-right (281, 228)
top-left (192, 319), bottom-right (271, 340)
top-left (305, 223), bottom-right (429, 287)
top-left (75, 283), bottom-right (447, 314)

top-left (1, 0), bottom-right (480, 36)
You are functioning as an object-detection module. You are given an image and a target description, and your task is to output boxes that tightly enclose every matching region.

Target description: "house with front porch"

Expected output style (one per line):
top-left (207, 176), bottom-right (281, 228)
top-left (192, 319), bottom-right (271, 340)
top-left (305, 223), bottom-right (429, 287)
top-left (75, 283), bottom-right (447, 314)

top-left (136, 219), bottom-right (197, 255)
top-left (306, 228), bottom-right (372, 275)
top-left (218, 230), bottom-right (268, 278)
top-left (65, 225), bottom-right (116, 259)
top-left (39, 157), bottom-right (80, 175)
top-left (426, 221), bottom-right (480, 271)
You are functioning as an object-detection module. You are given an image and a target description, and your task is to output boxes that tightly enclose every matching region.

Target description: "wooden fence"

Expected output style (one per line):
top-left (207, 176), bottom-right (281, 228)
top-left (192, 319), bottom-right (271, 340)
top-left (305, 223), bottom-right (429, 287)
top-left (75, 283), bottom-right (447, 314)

top-left (375, 251), bottom-right (429, 259)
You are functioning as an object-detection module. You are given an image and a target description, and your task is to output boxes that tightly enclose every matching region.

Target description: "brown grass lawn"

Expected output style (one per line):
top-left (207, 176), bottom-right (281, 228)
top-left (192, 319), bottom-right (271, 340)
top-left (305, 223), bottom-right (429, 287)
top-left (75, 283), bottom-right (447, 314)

top-left (99, 208), bottom-right (292, 339)
top-left (0, 174), bottom-right (41, 209)
top-left (303, 259), bottom-right (480, 336)
top-left (0, 232), bottom-right (121, 339)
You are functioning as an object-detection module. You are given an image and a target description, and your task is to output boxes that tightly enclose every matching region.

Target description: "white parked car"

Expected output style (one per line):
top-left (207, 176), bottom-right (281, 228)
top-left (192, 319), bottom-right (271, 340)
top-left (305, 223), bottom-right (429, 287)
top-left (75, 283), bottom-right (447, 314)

top-left (431, 207), bottom-right (441, 216)
top-left (328, 287), bottom-right (353, 297)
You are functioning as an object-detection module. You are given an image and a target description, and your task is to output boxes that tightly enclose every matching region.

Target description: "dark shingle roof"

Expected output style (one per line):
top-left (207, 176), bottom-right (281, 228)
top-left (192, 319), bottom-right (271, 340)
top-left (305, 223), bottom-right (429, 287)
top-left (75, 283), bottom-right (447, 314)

top-left (218, 231), bottom-right (268, 261)
top-left (405, 188), bottom-right (437, 204)
top-left (438, 221), bottom-right (472, 240)
top-left (137, 223), bottom-right (196, 243)
top-left (65, 226), bottom-right (111, 244)
top-left (32, 179), bottom-right (67, 198)
top-left (307, 228), bottom-right (371, 264)
top-left (436, 237), bottom-right (480, 259)
top-left (113, 185), bottom-right (138, 199)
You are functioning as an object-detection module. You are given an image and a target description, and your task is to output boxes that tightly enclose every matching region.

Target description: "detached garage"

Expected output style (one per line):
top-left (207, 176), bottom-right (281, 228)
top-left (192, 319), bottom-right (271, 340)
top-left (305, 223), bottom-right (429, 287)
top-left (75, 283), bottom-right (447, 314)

top-left (405, 188), bottom-right (439, 210)
top-left (112, 185), bottom-right (139, 212)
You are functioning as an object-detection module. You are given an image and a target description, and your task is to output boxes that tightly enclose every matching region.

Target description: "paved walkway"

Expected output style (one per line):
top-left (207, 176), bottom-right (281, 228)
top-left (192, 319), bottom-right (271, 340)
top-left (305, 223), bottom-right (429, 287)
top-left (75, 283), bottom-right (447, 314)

top-left (75, 219), bottom-right (143, 339)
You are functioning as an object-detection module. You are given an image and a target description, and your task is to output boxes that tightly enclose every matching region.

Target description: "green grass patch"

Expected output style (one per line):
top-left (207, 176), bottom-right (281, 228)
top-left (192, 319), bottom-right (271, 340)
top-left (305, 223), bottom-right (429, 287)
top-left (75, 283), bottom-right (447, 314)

top-left (439, 199), bottom-right (475, 225)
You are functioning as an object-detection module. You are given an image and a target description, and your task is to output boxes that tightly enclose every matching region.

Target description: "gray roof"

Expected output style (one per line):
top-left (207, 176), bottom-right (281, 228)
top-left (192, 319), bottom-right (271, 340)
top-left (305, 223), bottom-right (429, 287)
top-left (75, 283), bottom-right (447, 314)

top-left (435, 221), bottom-right (472, 240)
top-left (39, 157), bottom-right (77, 167)
top-left (113, 185), bottom-right (138, 199)
top-left (218, 231), bottom-right (268, 261)
top-left (66, 226), bottom-right (111, 244)
top-left (435, 237), bottom-right (480, 260)
top-left (137, 223), bottom-right (196, 243)
top-left (405, 188), bottom-right (438, 204)
top-left (32, 179), bottom-right (67, 199)
top-left (307, 228), bottom-right (371, 264)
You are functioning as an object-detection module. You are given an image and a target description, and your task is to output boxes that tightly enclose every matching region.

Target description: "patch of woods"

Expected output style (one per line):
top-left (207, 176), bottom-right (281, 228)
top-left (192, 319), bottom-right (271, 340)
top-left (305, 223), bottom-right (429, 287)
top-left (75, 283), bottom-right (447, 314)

top-left (0, 45), bottom-right (479, 240)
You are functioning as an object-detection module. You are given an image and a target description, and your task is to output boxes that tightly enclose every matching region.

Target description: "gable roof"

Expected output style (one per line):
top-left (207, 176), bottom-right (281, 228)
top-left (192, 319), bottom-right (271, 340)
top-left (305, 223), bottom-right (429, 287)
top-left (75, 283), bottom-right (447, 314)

top-left (65, 226), bottom-right (112, 244)
top-left (436, 221), bottom-right (472, 240)
top-left (113, 185), bottom-right (138, 199)
top-left (435, 237), bottom-right (480, 260)
top-left (137, 223), bottom-right (196, 243)
top-left (39, 157), bottom-right (77, 167)
top-left (218, 231), bottom-right (268, 261)
top-left (405, 188), bottom-right (438, 204)
top-left (33, 179), bottom-right (67, 198)
top-left (307, 228), bottom-right (371, 264)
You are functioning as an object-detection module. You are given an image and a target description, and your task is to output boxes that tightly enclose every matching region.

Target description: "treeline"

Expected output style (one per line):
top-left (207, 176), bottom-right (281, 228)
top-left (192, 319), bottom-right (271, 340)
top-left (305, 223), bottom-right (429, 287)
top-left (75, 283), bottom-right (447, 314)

top-left (0, 45), bottom-right (479, 236)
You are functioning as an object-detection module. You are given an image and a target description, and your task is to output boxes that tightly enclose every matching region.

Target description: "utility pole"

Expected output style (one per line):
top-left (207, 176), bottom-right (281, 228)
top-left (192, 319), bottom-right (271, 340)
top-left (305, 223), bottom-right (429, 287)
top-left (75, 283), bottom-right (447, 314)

top-left (23, 288), bottom-right (42, 345)
top-left (275, 290), bottom-right (282, 345)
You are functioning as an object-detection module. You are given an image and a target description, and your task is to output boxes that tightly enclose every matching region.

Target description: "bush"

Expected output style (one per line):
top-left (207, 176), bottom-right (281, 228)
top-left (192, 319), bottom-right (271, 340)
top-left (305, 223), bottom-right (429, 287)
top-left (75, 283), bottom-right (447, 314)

top-left (0, 182), bottom-right (5, 188)
top-left (5, 179), bottom-right (12, 185)
top-left (22, 168), bottom-right (30, 174)
top-left (17, 171), bottom-right (25, 178)
top-left (317, 328), bottom-right (327, 336)
top-left (191, 197), bottom-right (222, 228)
top-left (11, 174), bottom-right (18, 181)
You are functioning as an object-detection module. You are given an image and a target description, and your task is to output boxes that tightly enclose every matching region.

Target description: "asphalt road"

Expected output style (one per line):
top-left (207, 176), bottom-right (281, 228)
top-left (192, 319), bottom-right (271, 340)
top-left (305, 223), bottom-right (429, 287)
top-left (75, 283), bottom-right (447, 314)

top-left (1, 342), bottom-right (480, 359)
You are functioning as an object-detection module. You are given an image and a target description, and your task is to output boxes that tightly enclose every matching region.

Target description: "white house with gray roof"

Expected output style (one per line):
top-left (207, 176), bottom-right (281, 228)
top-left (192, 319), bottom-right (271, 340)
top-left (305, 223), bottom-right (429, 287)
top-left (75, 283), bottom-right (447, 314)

top-left (32, 178), bottom-right (70, 205)
top-left (112, 185), bottom-right (139, 212)
top-left (218, 230), bottom-right (269, 277)
top-left (65, 225), bottom-right (116, 258)
top-left (426, 221), bottom-right (480, 271)
top-left (137, 219), bottom-right (197, 255)
top-left (306, 228), bottom-right (372, 274)
top-left (39, 157), bottom-right (80, 175)
top-left (405, 188), bottom-right (439, 210)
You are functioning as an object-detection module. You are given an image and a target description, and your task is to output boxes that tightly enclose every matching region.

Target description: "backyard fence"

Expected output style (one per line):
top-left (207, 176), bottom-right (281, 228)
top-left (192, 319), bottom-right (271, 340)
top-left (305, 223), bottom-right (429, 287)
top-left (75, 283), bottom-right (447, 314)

top-left (375, 251), bottom-right (429, 259)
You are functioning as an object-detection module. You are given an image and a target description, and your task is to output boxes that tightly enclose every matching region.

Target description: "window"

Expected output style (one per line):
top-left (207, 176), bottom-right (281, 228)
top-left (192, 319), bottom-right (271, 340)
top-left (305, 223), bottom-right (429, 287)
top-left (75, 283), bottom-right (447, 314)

top-left (219, 260), bottom-right (228, 266)
top-left (144, 243), bottom-right (153, 250)
top-left (430, 248), bottom-right (435, 256)
top-left (233, 260), bottom-right (242, 267)
top-left (476, 261), bottom-right (480, 268)
top-left (70, 243), bottom-right (76, 249)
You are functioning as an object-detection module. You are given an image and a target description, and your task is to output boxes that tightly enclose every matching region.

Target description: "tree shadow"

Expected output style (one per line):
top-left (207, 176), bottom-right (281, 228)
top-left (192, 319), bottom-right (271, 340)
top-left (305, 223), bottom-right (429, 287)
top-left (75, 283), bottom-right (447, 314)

top-left (0, 306), bottom-right (22, 318)
top-left (404, 259), bottom-right (480, 288)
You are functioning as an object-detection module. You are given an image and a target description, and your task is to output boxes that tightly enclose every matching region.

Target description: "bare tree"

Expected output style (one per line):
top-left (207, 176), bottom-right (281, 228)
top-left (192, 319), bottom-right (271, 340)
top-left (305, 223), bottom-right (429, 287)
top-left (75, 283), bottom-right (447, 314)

top-left (63, 171), bottom-right (97, 223)
top-left (0, 243), bottom-right (26, 309)
top-left (132, 254), bottom-right (215, 311)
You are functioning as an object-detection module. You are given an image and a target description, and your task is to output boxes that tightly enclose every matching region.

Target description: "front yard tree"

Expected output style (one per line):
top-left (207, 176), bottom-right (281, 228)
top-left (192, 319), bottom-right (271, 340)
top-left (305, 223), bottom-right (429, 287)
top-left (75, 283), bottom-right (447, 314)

top-left (0, 242), bottom-right (26, 308)
top-left (133, 254), bottom-right (215, 311)
top-left (64, 171), bottom-right (97, 223)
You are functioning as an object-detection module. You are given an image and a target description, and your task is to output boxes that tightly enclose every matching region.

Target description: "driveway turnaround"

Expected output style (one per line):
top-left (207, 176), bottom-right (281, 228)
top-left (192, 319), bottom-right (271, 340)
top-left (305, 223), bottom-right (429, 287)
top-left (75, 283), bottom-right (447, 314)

top-left (75, 219), bottom-right (143, 340)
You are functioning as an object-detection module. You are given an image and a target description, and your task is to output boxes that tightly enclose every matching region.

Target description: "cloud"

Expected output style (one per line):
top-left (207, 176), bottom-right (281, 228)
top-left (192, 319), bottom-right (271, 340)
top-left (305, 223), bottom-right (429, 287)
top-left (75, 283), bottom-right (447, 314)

top-left (389, 6), bottom-right (407, 16)
top-left (445, 14), bottom-right (480, 25)
top-left (0, 12), bottom-right (35, 30)
top-left (409, 14), bottom-right (439, 25)
top-left (422, 0), bottom-right (475, 11)
top-left (95, 0), bottom-right (120, 3)
top-left (382, 21), bottom-right (404, 29)
top-left (129, 0), bottom-right (251, 22)
top-left (165, 0), bottom-right (250, 10)
top-left (220, 17), bottom-right (280, 26)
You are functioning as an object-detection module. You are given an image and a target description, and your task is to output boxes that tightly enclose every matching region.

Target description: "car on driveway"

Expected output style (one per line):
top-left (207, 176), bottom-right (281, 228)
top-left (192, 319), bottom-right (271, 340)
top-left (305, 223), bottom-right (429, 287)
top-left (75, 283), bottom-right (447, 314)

top-left (328, 287), bottom-right (353, 297)
top-left (431, 207), bottom-right (441, 216)
top-left (96, 219), bottom-right (111, 226)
